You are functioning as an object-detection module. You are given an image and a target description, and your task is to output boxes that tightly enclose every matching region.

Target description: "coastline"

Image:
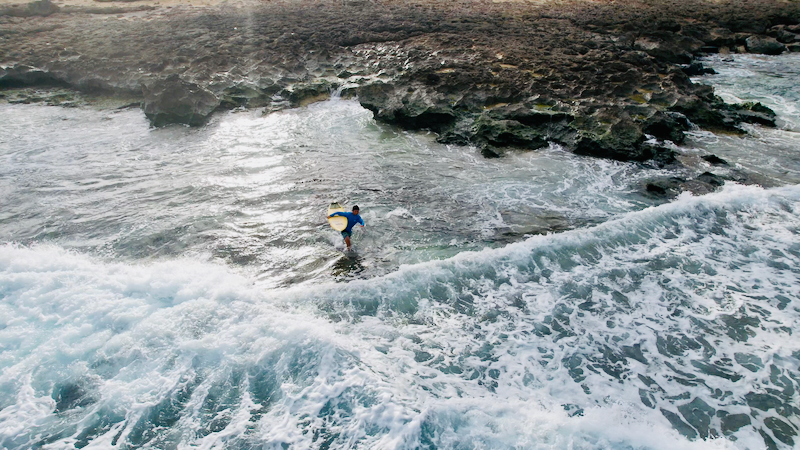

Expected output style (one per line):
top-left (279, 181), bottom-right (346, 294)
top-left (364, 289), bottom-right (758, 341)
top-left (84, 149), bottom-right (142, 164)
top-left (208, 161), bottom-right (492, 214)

top-left (1, 0), bottom-right (798, 168)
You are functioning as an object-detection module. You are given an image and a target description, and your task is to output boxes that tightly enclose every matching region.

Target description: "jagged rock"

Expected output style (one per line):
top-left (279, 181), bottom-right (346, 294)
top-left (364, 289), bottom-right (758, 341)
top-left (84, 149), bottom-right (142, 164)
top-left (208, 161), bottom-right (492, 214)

top-left (670, 95), bottom-right (776, 132)
top-left (696, 171), bottom-right (725, 187)
top-left (745, 35), bottom-right (786, 55)
top-left (702, 154), bottom-right (729, 166)
top-left (634, 35), bottom-right (704, 64)
top-left (767, 25), bottom-right (799, 44)
top-left (142, 75), bottom-right (220, 127)
top-left (644, 111), bottom-right (691, 144)
top-left (731, 101), bottom-right (777, 127)
top-left (575, 118), bottom-right (649, 162)
top-left (643, 172), bottom-right (727, 198)
top-left (0, 65), bottom-right (68, 88)
top-left (681, 63), bottom-right (716, 76)
top-left (788, 44), bottom-right (800, 53)
top-left (357, 83), bottom-right (456, 131)
top-left (0, 0), bottom-right (792, 166)
top-left (645, 177), bottom-right (684, 197)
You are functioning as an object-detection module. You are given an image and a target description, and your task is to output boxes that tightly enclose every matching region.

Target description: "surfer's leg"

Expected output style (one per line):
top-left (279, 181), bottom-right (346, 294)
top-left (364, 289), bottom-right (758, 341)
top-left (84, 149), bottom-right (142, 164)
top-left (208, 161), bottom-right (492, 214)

top-left (341, 230), bottom-right (352, 249)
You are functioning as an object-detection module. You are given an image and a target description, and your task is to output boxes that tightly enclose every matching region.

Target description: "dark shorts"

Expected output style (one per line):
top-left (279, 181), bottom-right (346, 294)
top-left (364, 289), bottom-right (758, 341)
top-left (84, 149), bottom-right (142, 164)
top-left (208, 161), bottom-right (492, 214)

top-left (341, 230), bottom-right (352, 239)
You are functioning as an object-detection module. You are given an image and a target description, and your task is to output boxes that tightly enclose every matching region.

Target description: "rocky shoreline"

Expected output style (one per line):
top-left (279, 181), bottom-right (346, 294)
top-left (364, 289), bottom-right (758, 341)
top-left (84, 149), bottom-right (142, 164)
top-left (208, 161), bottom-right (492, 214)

top-left (2, 0), bottom-right (799, 174)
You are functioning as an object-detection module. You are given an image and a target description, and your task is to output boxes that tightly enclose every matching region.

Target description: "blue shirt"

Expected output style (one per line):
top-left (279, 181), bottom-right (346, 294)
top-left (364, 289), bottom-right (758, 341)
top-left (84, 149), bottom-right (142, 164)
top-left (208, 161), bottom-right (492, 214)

top-left (330, 212), bottom-right (364, 233)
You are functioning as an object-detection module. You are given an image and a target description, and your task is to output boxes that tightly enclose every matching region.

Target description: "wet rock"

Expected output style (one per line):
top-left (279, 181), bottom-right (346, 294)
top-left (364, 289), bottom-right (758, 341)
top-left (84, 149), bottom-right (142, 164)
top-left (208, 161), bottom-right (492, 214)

top-left (767, 25), bottom-right (799, 44)
top-left (732, 101), bottom-right (777, 127)
top-left (634, 35), bottom-right (703, 64)
top-left (357, 83), bottom-right (455, 131)
top-left (745, 35), bottom-right (786, 55)
top-left (696, 171), bottom-right (725, 187)
top-left (0, 0), bottom-right (793, 164)
top-left (643, 171), bottom-right (728, 198)
top-left (0, 65), bottom-right (69, 89)
top-left (142, 75), bottom-right (220, 127)
top-left (644, 111), bottom-right (691, 144)
top-left (645, 177), bottom-right (684, 198)
top-left (788, 44), bottom-right (800, 53)
top-left (574, 117), bottom-right (675, 163)
top-left (702, 154), bottom-right (729, 166)
top-left (681, 63), bottom-right (716, 77)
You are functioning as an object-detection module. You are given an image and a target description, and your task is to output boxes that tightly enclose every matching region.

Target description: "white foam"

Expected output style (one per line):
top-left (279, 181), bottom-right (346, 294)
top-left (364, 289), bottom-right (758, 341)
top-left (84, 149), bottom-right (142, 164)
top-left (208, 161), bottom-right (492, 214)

top-left (2, 184), bottom-right (800, 449)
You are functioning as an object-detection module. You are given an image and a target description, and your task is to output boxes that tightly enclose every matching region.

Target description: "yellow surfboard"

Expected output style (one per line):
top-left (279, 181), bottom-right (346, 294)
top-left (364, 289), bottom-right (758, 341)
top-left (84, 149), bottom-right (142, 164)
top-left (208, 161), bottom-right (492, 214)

top-left (327, 202), bottom-right (348, 232)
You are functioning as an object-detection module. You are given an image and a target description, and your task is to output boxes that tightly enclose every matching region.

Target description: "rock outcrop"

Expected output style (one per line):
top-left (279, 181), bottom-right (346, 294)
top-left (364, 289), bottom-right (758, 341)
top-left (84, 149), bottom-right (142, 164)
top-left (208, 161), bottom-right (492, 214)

top-left (142, 75), bottom-right (219, 127)
top-left (745, 35), bottom-right (786, 55)
top-left (1, 0), bottom-right (798, 161)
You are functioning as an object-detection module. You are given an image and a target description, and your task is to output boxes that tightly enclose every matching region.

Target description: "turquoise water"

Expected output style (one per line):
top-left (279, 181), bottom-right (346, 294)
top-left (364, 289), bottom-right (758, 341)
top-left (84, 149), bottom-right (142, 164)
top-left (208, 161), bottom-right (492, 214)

top-left (0, 54), bottom-right (799, 449)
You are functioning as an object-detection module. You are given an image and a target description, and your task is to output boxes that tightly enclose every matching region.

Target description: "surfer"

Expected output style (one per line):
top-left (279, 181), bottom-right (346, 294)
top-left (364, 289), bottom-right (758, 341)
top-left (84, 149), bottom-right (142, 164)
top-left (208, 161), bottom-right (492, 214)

top-left (327, 205), bottom-right (365, 250)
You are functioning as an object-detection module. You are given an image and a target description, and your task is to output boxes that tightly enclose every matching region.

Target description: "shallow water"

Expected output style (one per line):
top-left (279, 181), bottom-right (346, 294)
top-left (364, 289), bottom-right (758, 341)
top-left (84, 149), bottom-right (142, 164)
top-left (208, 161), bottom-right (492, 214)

top-left (1, 54), bottom-right (799, 449)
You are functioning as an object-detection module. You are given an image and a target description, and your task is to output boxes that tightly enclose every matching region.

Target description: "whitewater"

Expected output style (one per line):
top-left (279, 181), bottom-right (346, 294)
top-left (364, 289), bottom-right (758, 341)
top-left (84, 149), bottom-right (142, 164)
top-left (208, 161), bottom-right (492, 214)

top-left (1, 55), bottom-right (799, 449)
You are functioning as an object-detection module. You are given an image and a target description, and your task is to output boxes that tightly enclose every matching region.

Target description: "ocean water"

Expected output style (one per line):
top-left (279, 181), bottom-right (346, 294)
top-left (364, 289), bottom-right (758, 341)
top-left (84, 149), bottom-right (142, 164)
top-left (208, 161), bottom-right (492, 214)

top-left (0, 54), bottom-right (799, 449)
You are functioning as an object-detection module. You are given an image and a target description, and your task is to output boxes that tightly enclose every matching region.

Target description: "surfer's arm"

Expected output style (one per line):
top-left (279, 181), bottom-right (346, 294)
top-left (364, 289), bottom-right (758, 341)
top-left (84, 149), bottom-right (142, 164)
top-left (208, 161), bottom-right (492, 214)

top-left (328, 212), bottom-right (344, 218)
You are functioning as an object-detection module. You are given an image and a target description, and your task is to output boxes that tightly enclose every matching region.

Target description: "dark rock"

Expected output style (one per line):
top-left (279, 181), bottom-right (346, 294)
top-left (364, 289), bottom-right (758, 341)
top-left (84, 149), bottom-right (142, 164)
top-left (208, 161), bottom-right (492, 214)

top-left (768, 25), bottom-right (799, 44)
top-left (702, 154), bottom-right (729, 166)
top-left (644, 111), bottom-right (691, 144)
top-left (776, 30), bottom-right (798, 44)
top-left (700, 46), bottom-right (720, 53)
top-left (681, 63), bottom-right (716, 76)
top-left (671, 97), bottom-right (736, 131)
top-left (357, 83), bottom-right (455, 131)
top-left (643, 171), bottom-right (728, 198)
top-left (481, 146), bottom-right (504, 158)
top-left (696, 171), bottom-right (725, 187)
top-left (788, 44), bottom-right (800, 52)
top-left (732, 101), bottom-right (777, 127)
top-left (574, 118), bottom-right (657, 162)
top-left (644, 177), bottom-right (684, 198)
top-left (0, 65), bottom-right (69, 89)
top-left (745, 35), bottom-right (786, 55)
top-left (1, 0), bottom-right (795, 165)
top-left (473, 117), bottom-right (549, 150)
top-left (634, 35), bottom-right (704, 64)
top-left (142, 75), bottom-right (220, 127)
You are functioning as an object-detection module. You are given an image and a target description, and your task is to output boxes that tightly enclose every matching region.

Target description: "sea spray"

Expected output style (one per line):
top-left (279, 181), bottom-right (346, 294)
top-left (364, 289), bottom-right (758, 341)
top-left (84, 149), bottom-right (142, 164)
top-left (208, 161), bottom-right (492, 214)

top-left (2, 184), bottom-right (798, 448)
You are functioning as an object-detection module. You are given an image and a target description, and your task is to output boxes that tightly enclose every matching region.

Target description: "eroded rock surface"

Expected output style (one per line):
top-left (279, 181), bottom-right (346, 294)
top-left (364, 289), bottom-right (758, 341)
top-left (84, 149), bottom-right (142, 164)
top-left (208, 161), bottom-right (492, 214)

top-left (1, 0), bottom-right (798, 164)
top-left (142, 74), bottom-right (219, 127)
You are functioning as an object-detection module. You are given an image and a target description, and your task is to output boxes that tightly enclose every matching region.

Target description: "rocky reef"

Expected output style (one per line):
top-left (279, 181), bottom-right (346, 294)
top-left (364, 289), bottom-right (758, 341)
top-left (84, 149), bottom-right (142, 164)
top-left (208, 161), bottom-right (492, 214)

top-left (1, 0), bottom-right (798, 168)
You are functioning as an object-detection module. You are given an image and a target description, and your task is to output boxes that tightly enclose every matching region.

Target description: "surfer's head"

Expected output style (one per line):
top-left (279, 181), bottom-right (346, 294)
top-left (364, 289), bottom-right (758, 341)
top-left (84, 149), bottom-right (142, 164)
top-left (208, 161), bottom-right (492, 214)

top-left (352, 205), bottom-right (359, 214)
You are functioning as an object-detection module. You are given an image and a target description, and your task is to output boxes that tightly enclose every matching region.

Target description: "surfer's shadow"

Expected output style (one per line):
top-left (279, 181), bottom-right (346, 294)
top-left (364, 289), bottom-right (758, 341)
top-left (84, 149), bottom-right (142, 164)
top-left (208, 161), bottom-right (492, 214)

top-left (331, 253), bottom-right (366, 279)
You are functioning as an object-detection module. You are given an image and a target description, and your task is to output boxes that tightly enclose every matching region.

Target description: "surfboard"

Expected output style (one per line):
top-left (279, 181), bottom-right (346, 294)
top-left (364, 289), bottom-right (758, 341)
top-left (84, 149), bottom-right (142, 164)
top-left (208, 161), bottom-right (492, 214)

top-left (327, 202), bottom-right (348, 232)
